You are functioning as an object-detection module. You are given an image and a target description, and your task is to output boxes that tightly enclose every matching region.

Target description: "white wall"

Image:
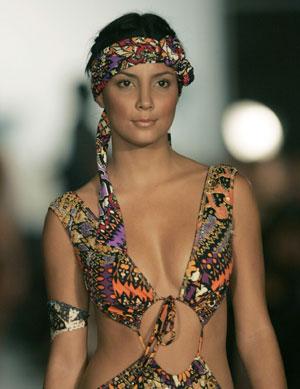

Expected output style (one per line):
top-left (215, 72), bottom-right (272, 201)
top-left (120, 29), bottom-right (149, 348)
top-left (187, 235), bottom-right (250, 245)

top-left (0, 0), bottom-right (228, 232)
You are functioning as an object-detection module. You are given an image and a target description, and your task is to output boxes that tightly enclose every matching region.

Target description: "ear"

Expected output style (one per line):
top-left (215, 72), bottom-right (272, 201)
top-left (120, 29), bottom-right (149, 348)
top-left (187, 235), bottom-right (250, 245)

top-left (96, 93), bottom-right (105, 108)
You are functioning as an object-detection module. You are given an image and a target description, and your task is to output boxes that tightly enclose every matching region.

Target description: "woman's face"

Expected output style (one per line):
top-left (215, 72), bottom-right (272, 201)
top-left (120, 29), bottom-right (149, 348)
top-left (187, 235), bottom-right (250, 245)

top-left (96, 63), bottom-right (179, 147)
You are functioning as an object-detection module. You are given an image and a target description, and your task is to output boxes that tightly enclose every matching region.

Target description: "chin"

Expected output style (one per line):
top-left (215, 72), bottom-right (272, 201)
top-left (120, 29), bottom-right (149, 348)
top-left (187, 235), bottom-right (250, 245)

top-left (124, 132), bottom-right (167, 148)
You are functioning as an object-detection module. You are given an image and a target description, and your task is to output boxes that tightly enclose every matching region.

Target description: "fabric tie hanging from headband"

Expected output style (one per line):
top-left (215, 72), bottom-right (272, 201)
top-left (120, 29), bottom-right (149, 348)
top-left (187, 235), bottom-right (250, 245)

top-left (89, 35), bottom-right (194, 245)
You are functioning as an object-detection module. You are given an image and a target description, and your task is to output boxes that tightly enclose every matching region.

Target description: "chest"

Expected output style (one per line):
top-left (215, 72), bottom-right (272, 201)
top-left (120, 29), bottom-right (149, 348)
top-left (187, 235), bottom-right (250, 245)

top-left (68, 164), bottom-right (235, 327)
top-left (73, 164), bottom-right (235, 294)
top-left (114, 185), bottom-right (204, 296)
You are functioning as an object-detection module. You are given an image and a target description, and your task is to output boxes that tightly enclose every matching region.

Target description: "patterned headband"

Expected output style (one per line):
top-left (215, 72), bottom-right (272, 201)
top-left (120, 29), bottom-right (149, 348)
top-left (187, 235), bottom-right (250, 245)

top-left (90, 35), bottom-right (194, 98)
top-left (92, 35), bottom-right (194, 222)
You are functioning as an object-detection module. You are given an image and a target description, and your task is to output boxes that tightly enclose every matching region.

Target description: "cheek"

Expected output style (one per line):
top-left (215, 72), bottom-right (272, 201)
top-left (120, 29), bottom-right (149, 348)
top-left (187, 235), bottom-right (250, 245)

top-left (158, 95), bottom-right (178, 118)
top-left (104, 95), bottom-right (131, 126)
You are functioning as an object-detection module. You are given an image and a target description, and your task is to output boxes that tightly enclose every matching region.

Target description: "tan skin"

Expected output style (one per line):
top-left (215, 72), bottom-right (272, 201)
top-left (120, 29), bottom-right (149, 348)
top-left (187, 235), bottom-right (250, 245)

top-left (43, 63), bottom-right (287, 388)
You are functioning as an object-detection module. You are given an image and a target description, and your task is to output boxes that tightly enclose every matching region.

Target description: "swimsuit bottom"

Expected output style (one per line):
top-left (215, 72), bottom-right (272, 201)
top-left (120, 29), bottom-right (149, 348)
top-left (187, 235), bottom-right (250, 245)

top-left (98, 350), bottom-right (221, 388)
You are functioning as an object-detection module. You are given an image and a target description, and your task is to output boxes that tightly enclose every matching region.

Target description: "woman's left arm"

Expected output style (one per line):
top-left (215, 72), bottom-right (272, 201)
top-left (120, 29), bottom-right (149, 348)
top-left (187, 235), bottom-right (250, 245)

top-left (230, 172), bottom-right (287, 388)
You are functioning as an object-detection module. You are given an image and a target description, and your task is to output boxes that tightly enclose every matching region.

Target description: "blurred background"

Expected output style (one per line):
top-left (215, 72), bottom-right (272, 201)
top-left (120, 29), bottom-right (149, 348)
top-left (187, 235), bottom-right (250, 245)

top-left (0, 0), bottom-right (299, 387)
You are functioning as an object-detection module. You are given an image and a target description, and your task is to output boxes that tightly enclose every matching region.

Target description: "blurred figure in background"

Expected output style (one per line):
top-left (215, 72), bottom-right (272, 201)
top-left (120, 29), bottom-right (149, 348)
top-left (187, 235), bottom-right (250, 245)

top-left (61, 82), bottom-right (96, 192)
top-left (0, 153), bottom-right (40, 387)
top-left (0, 154), bottom-right (29, 341)
top-left (263, 204), bottom-right (300, 387)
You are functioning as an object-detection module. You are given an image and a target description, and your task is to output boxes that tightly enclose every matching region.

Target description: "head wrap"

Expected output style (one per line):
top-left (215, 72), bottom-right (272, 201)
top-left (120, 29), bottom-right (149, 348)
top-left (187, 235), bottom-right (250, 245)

top-left (89, 35), bottom-right (194, 242)
top-left (90, 35), bottom-right (194, 98)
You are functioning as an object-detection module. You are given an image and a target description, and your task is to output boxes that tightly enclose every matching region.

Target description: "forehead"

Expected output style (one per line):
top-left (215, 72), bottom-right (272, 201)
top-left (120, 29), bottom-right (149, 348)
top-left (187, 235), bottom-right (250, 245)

top-left (119, 62), bottom-right (177, 76)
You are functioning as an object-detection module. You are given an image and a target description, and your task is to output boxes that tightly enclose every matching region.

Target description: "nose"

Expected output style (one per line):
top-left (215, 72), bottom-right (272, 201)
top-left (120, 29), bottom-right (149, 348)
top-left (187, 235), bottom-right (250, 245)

top-left (136, 84), bottom-right (154, 111)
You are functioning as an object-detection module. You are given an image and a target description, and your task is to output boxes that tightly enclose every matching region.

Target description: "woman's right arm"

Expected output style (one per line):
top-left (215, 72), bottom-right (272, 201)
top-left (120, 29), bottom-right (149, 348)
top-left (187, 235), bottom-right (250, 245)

top-left (42, 209), bottom-right (90, 389)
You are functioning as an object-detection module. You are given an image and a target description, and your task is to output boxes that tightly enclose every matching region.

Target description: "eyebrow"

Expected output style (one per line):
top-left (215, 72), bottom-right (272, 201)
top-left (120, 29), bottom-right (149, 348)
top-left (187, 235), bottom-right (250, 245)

top-left (117, 70), bottom-right (176, 78)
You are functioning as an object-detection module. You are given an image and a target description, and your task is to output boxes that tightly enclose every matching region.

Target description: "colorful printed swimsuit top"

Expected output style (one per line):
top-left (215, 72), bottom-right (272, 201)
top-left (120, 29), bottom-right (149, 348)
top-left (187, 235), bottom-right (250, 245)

top-left (49, 163), bottom-right (238, 388)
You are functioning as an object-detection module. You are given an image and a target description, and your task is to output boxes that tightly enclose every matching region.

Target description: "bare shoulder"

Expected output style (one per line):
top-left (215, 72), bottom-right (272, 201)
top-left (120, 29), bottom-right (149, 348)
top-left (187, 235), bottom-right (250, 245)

top-left (234, 169), bottom-right (253, 189)
top-left (232, 171), bottom-right (261, 237)
top-left (233, 170), bottom-right (256, 207)
top-left (42, 178), bottom-right (97, 249)
top-left (43, 191), bottom-right (88, 301)
top-left (43, 202), bottom-right (72, 254)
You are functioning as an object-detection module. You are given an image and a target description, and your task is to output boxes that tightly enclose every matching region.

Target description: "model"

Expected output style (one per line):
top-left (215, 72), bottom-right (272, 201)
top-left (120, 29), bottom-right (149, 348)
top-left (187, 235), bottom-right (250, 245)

top-left (43, 12), bottom-right (287, 388)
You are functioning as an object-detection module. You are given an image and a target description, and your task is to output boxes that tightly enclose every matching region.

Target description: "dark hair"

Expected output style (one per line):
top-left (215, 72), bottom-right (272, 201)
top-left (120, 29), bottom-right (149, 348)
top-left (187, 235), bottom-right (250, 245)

top-left (86, 12), bottom-right (183, 94)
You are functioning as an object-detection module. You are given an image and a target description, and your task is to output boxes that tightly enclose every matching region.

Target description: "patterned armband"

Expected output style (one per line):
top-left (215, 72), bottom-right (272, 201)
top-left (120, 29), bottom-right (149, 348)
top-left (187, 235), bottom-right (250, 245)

top-left (47, 300), bottom-right (89, 340)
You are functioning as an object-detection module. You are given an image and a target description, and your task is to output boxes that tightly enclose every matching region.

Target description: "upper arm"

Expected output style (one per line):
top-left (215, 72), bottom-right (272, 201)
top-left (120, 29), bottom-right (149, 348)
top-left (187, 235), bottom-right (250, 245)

top-left (42, 207), bottom-right (89, 374)
top-left (43, 208), bottom-right (88, 309)
top-left (230, 172), bottom-right (272, 339)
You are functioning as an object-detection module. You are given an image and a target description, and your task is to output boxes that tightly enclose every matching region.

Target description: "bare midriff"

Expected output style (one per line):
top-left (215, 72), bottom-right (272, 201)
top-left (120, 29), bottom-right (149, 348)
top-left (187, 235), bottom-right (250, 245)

top-left (79, 297), bottom-right (234, 389)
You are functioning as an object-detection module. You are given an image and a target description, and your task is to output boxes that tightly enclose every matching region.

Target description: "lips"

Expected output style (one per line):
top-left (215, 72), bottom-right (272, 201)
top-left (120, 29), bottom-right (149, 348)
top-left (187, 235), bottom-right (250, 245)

top-left (132, 119), bottom-right (157, 127)
top-left (133, 118), bottom-right (155, 122)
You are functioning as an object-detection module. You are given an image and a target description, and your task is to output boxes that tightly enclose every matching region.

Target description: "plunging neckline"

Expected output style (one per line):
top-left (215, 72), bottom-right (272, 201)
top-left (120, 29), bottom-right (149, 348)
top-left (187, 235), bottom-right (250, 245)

top-left (72, 164), bottom-right (212, 301)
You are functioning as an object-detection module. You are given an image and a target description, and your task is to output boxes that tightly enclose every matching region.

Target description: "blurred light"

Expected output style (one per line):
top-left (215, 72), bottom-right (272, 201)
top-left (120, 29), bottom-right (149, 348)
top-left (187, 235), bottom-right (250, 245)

top-left (221, 100), bottom-right (284, 162)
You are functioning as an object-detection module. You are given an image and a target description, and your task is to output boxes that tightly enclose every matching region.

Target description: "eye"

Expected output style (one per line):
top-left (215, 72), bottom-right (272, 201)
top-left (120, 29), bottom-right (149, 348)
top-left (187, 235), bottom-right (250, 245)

top-left (117, 79), bottom-right (132, 88)
top-left (157, 79), bottom-right (171, 88)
